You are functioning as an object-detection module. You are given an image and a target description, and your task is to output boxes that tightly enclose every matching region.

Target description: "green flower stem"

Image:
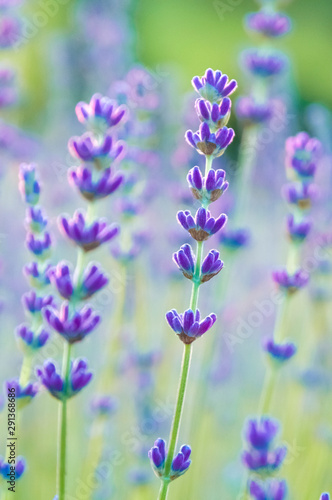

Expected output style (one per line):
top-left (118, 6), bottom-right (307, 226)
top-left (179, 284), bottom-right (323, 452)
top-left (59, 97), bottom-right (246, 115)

top-left (157, 154), bottom-right (213, 500)
top-left (57, 341), bottom-right (72, 500)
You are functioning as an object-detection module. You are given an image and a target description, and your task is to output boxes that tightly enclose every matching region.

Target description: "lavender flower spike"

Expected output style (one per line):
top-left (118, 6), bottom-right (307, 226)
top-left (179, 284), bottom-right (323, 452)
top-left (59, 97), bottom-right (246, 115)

top-left (177, 207), bottom-right (227, 241)
top-left (75, 93), bottom-right (127, 131)
top-left (166, 308), bottom-right (216, 344)
top-left (69, 165), bottom-right (124, 202)
top-left (48, 261), bottom-right (108, 300)
top-left (272, 268), bottom-right (309, 293)
top-left (192, 68), bottom-right (237, 103)
top-left (185, 122), bottom-right (234, 157)
top-left (187, 166), bottom-right (229, 204)
top-left (250, 479), bottom-right (287, 500)
top-left (44, 302), bottom-right (100, 344)
top-left (36, 358), bottom-right (92, 400)
top-left (58, 210), bottom-right (119, 252)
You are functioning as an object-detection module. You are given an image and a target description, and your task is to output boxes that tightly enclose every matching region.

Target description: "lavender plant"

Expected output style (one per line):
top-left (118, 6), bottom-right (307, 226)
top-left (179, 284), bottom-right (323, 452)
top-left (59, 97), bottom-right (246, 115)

top-left (35, 93), bottom-right (127, 500)
top-left (148, 69), bottom-right (237, 499)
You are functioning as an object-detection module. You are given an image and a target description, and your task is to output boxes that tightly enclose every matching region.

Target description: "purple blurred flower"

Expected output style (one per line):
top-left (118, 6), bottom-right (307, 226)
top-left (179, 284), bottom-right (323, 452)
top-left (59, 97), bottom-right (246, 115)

top-left (320, 494), bottom-right (330, 500)
top-left (245, 417), bottom-right (279, 451)
top-left (192, 68), bottom-right (237, 103)
top-left (177, 207), bottom-right (227, 241)
top-left (0, 456), bottom-right (25, 480)
top-left (21, 290), bottom-right (54, 314)
top-left (5, 379), bottom-right (38, 408)
top-left (187, 166), bottom-right (229, 203)
top-left (285, 132), bottom-right (321, 180)
top-left (219, 227), bottom-right (250, 249)
top-left (272, 268), bottom-right (309, 293)
top-left (282, 182), bottom-right (318, 209)
top-left (249, 479), bottom-right (287, 500)
top-left (90, 395), bottom-right (117, 417)
top-left (58, 210), bottom-right (119, 252)
top-left (236, 96), bottom-right (275, 124)
top-left (36, 358), bottom-right (92, 400)
top-left (69, 165), bottom-right (124, 201)
top-left (286, 214), bottom-right (312, 242)
top-left (0, 16), bottom-right (20, 48)
top-left (185, 122), bottom-right (235, 157)
top-left (242, 446), bottom-right (287, 474)
top-left (245, 11), bottom-right (291, 38)
top-left (263, 338), bottom-right (297, 363)
top-left (24, 262), bottom-right (51, 289)
top-left (243, 49), bottom-right (287, 77)
top-left (166, 308), bottom-right (216, 344)
top-left (26, 232), bottom-right (52, 259)
top-left (25, 206), bottom-right (48, 233)
top-left (16, 324), bottom-right (49, 350)
top-left (75, 93), bottom-right (127, 131)
top-left (195, 97), bottom-right (231, 130)
top-left (48, 261), bottom-right (108, 300)
top-left (44, 302), bottom-right (100, 343)
top-left (68, 132), bottom-right (125, 163)
top-left (18, 163), bottom-right (40, 205)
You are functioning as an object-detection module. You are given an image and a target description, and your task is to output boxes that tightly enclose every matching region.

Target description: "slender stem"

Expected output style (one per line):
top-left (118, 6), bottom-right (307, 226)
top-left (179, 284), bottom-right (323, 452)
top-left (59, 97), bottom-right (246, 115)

top-left (57, 341), bottom-right (72, 500)
top-left (19, 352), bottom-right (33, 386)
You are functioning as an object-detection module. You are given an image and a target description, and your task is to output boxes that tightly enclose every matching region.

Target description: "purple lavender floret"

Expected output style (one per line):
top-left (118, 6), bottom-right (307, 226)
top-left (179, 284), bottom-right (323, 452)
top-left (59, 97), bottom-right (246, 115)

top-left (236, 96), bottom-right (274, 124)
top-left (285, 132), bottom-right (321, 181)
top-left (249, 479), bottom-right (287, 500)
top-left (177, 207), bottom-right (227, 241)
top-left (243, 49), bottom-right (287, 77)
top-left (185, 122), bottom-right (234, 157)
top-left (282, 182), bottom-right (318, 209)
top-left (48, 261), bottom-right (108, 300)
top-left (0, 456), bottom-right (25, 480)
top-left (148, 438), bottom-right (166, 477)
top-left (90, 395), bottom-right (117, 416)
top-left (26, 232), bottom-right (52, 259)
top-left (272, 268), bottom-right (309, 293)
top-left (245, 11), bottom-right (291, 38)
top-left (24, 262), bottom-right (51, 288)
top-left (36, 358), bottom-right (92, 400)
top-left (219, 228), bottom-right (250, 249)
top-left (16, 324), bottom-right (49, 349)
top-left (192, 69), bottom-right (237, 103)
top-left (75, 93), bottom-right (127, 131)
top-left (69, 165), bottom-right (124, 201)
top-left (172, 244), bottom-right (195, 280)
top-left (242, 446), bottom-right (287, 474)
top-left (245, 417), bottom-right (279, 451)
top-left (170, 445), bottom-right (191, 479)
top-left (18, 163), bottom-right (40, 205)
top-left (263, 338), bottom-right (297, 363)
top-left (5, 379), bottom-right (38, 407)
top-left (201, 249), bottom-right (224, 283)
top-left (187, 166), bottom-right (229, 203)
top-left (0, 16), bottom-right (21, 49)
top-left (58, 210), bottom-right (119, 252)
top-left (166, 308), bottom-right (216, 344)
top-left (68, 132), bottom-right (125, 163)
top-left (21, 290), bottom-right (54, 314)
top-left (44, 302), bottom-right (100, 344)
top-left (195, 97), bottom-right (231, 130)
top-left (320, 494), bottom-right (330, 500)
top-left (25, 206), bottom-right (48, 233)
top-left (286, 214), bottom-right (312, 242)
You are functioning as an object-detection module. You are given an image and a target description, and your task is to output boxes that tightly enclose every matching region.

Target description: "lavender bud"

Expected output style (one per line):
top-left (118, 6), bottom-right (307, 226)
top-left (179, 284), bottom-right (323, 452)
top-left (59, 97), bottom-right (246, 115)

top-left (0, 456), bottom-right (25, 480)
top-left (26, 232), bottom-right (52, 260)
top-left (25, 206), bottom-right (48, 233)
top-left (166, 308), bottom-right (217, 344)
top-left (263, 338), bottom-right (297, 364)
top-left (16, 324), bottom-right (49, 350)
top-left (68, 165), bottom-right (124, 202)
top-left (21, 290), bottom-right (54, 315)
top-left (286, 214), bottom-right (312, 243)
top-left (285, 132), bottom-right (321, 181)
top-left (249, 479), bottom-right (287, 500)
top-left (272, 268), bottom-right (309, 294)
top-left (243, 49), bottom-right (287, 78)
top-left (18, 163), bottom-right (40, 205)
top-left (245, 11), bottom-right (292, 38)
top-left (185, 122), bottom-right (235, 157)
top-left (75, 93), bottom-right (127, 131)
top-left (192, 68), bottom-right (237, 103)
top-left (5, 379), bottom-right (38, 409)
top-left (187, 166), bottom-right (228, 204)
top-left (177, 207), bottom-right (227, 241)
